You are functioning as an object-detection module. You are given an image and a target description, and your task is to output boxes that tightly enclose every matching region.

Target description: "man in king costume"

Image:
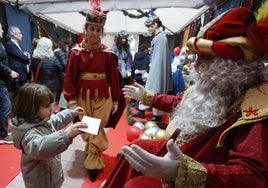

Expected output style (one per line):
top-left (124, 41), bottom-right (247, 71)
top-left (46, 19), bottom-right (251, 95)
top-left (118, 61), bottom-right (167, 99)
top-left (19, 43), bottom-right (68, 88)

top-left (102, 4), bottom-right (268, 188)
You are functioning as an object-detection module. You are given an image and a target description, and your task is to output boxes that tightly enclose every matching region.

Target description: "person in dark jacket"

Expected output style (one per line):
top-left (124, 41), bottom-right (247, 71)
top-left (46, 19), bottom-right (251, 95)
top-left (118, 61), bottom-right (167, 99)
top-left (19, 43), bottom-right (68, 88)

top-left (31, 37), bottom-right (63, 113)
top-left (54, 38), bottom-right (72, 71)
top-left (4, 26), bottom-right (31, 93)
top-left (0, 21), bottom-right (19, 144)
top-left (131, 43), bottom-right (150, 118)
top-left (54, 38), bottom-right (72, 110)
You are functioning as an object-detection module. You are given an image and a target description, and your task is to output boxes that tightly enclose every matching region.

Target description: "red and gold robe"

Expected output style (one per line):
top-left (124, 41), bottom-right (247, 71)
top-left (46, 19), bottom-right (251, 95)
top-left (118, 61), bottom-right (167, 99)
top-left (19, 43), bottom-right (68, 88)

top-left (104, 83), bottom-right (268, 188)
top-left (64, 42), bottom-right (124, 170)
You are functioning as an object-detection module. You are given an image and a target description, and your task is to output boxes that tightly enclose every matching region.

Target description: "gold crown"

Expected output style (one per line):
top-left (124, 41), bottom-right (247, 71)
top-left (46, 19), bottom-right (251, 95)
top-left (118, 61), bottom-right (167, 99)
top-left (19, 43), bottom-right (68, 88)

top-left (86, 9), bottom-right (106, 26)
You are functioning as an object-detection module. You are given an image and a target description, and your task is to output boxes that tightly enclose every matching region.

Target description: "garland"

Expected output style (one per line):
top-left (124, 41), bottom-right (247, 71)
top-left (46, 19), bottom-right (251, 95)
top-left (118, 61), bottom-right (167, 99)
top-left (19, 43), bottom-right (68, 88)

top-left (121, 10), bottom-right (149, 19)
top-left (126, 102), bottom-right (136, 125)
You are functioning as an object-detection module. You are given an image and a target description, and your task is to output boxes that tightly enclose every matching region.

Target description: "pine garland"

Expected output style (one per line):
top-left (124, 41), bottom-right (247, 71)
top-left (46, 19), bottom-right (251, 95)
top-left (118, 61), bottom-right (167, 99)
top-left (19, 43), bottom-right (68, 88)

top-left (126, 102), bottom-right (136, 125)
top-left (121, 10), bottom-right (149, 19)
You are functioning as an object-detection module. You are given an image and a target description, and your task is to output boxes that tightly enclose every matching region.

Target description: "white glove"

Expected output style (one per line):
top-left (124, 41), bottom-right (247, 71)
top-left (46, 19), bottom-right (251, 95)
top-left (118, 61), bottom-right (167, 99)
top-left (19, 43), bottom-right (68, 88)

top-left (112, 104), bottom-right (118, 114)
top-left (122, 139), bottom-right (183, 181)
top-left (142, 72), bottom-right (148, 82)
top-left (127, 71), bottom-right (132, 77)
top-left (142, 72), bottom-right (148, 79)
top-left (122, 83), bottom-right (144, 101)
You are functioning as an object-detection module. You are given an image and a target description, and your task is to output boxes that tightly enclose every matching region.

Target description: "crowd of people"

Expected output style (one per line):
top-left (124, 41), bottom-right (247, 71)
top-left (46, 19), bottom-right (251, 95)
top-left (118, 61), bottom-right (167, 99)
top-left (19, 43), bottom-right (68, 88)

top-left (1, 0), bottom-right (268, 187)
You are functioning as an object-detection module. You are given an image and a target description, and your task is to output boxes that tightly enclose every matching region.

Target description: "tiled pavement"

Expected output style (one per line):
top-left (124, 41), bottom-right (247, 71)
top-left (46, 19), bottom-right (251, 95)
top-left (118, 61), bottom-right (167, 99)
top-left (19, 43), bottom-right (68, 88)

top-left (6, 136), bottom-right (88, 188)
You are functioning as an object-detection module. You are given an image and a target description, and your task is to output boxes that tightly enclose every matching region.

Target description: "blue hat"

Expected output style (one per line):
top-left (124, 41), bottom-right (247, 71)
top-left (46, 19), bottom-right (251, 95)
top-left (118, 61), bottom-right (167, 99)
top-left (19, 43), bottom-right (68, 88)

top-left (144, 16), bottom-right (160, 26)
top-left (118, 30), bottom-right (129, 37)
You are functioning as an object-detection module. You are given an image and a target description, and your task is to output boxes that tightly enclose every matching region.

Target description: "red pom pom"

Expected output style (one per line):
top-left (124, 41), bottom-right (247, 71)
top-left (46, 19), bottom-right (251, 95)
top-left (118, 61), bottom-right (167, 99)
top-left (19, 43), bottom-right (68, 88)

top-left (173, 47), bottom-right (181, 56)
top-left (126, 126), bottom-right (143, 142)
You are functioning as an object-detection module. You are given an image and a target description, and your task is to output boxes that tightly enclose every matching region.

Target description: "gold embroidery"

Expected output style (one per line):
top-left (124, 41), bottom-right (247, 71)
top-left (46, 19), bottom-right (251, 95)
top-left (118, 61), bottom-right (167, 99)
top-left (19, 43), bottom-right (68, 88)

top-left (141, 90), bottom-right (155, 106)
top-left (175, 155), bottom-right (207, 188)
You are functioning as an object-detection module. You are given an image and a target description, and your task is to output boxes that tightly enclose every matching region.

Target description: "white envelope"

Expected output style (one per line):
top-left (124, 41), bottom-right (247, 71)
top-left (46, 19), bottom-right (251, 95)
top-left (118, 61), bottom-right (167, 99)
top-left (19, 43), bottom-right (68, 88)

top-left (79, 115), bottom-right (101, 135)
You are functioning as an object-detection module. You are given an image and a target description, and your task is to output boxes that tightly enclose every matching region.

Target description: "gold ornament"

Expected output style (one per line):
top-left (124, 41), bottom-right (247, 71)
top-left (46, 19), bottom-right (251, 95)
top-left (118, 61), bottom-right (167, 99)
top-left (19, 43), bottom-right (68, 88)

top-left (139, 133), bottom-right (152, 139)
top-left (153, 129), bottom-right (170, 139)
top-left (144, 121), bottom-right (158, 129)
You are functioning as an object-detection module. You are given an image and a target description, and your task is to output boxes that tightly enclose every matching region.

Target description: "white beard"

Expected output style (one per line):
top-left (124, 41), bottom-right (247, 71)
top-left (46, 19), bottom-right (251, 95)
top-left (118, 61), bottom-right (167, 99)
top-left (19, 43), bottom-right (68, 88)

top-left (167, 83), bottom-right (231, 135)
top-left (167, 58), bottom-right (263, 135)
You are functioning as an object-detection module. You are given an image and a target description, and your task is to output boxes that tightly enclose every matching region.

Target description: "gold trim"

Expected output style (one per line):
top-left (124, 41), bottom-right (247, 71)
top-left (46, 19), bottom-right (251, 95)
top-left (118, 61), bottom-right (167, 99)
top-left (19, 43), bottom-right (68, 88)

top-left (175, 154), bottom-right (207, 188)
top-left (67, 99), bottom-right (77, 108)
top-left (186, 37), bottom-right (198, 54)
top-left (79, 72), bottom-right (106, 80)
top-left (217, 83), bottom-right (268, 147)
top-left (220, 36), bottom-right (254, 60)
top-left (81, 40), bottom-right (102, 51)
top-left (141, 90), bottom-right (155, 106)
top-left (197, 38), bottom-right (214, 55)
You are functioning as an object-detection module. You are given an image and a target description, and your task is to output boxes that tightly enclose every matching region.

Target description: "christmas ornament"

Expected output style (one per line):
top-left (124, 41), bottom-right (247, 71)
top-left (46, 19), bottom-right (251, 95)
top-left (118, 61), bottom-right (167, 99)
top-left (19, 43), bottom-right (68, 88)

top-left (126, 126), bottom-right (143, 142)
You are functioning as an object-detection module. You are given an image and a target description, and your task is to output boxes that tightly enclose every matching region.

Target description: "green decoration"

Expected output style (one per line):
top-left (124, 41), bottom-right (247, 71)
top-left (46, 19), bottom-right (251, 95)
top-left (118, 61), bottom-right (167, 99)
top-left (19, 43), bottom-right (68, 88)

top-left (126, 102), bottom-right (136, 125)
top-left (121, 10), bottom-right (149, 19)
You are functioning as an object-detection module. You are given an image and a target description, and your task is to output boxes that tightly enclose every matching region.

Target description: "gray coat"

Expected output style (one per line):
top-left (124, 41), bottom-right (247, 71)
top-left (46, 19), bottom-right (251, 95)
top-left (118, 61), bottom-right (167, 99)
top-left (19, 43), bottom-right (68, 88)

top-left (10, 109), bottom-right (75, 188)
top-left (145, 32), bottom-right (173, 94)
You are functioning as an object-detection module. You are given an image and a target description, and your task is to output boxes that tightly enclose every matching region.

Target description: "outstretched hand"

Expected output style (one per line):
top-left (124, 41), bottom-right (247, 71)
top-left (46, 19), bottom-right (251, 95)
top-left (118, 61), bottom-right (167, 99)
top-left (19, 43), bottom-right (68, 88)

top-left (122, 139), bottom-right (183, 181)
top-left (65, 122), bottom-right (87, 139)
top-left (122, 82), bottom-right (144, 101)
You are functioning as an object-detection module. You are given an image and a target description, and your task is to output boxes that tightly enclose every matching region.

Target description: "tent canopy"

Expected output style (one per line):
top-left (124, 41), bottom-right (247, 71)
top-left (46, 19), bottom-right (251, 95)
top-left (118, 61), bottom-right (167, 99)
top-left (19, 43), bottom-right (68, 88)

top-left (7, 0), bottom-right (206, 13)
top-left (3, 0), bottom-right (209, 34)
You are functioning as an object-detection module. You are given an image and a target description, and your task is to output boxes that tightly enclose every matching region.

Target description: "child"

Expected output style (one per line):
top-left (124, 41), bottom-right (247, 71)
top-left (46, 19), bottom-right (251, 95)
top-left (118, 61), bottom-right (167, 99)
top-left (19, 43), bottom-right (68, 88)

top-left (10, 83), bottom-right (87, 188)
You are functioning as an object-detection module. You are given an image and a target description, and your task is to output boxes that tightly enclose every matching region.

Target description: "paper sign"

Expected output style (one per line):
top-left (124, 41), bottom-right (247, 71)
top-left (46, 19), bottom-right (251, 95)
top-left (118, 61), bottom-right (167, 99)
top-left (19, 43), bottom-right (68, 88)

top-left (79, 115), bottom-right (101, 135)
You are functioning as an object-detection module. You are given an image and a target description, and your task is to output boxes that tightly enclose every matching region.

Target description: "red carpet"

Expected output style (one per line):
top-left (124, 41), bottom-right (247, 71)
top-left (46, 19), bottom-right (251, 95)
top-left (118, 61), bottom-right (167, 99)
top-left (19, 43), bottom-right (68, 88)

top-left (81, 103), bottom-right (169, 187)
top-left (0, 144), bottom-right (21, 188)
top-left (81, 109), bottom-right (131, 187)
top-left (1, 102), bottom-right (169, 188)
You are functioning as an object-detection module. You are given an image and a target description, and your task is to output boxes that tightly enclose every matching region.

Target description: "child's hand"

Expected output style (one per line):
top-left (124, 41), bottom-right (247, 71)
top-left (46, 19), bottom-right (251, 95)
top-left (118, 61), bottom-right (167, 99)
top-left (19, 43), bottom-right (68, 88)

top-left (66, 122), bottom-right (87, 139)
top-left (73, 106), bottom-right (85, 116)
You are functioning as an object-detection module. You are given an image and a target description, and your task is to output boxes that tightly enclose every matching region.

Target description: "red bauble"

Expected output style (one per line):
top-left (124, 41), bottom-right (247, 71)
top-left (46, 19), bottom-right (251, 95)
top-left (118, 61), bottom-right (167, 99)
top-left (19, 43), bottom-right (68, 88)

top-left (126, 126), bottom-right (143, 142)
top-left (173, 47), bottom-right (181, 56)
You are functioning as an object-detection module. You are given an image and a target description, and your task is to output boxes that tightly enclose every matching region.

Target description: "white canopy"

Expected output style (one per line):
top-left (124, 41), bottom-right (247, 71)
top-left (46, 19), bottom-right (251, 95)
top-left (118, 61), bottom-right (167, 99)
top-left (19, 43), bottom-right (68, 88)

top-left (38, 7), bottom-right (207, 35)
top-left (3, 0), bottom-right (210, 34)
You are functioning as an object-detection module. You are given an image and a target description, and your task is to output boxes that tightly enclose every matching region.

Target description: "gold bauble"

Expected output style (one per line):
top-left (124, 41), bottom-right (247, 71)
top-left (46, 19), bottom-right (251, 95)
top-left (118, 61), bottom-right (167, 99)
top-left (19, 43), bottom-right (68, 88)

top-left (144, 121), bottom-right (158, 129)
top-left (153, 129), bottom-right (170, 139)
top-left (139, 133), bottom-right (152, 139)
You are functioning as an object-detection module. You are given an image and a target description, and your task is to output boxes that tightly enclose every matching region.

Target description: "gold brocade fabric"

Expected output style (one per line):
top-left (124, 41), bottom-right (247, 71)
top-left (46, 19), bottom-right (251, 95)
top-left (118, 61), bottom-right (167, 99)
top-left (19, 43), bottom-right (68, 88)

top-left (175, 155), bottom-right (207, 188)
top-left (141, 90), bottom-right (155, 106)
top-left (217, 82), bottom-right (268, 147)
top-left (175, 133), bottom-right (198, 147)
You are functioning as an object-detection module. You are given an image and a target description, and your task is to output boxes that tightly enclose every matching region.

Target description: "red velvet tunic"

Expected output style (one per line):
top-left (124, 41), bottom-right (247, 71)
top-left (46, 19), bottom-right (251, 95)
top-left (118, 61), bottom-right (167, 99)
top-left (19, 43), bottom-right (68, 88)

top-left (64, 43), bottom-right (121, 103)
top-left (105, 93), bottom-right (268, 188)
